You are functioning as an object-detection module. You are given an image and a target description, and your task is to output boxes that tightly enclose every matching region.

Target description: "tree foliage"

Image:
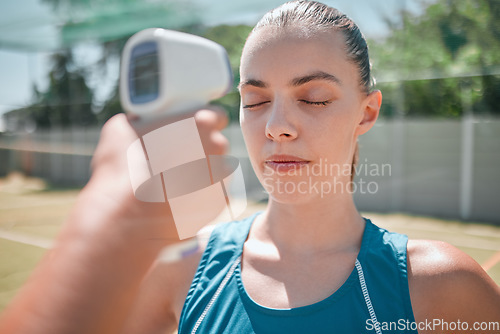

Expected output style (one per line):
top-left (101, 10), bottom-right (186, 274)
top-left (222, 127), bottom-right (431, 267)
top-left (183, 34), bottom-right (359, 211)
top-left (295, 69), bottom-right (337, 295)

top-left (5, 50), bottom-right (95, 130)
top-left (6, 0), bottom-right (500, 131)
top-left (370, 0), bottom-right (500, 118)
top-left (202, 24), bottom-right (253, 122)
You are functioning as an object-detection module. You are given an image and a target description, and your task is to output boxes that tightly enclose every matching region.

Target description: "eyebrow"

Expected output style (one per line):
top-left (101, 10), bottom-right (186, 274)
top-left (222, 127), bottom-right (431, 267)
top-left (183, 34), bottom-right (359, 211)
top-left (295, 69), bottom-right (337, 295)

top-left (291, 71), bottom-right (342, 87)
top-left (238, 79), bottom-right (267, 91)
top-left (238, 70), bottom-right (341, 91)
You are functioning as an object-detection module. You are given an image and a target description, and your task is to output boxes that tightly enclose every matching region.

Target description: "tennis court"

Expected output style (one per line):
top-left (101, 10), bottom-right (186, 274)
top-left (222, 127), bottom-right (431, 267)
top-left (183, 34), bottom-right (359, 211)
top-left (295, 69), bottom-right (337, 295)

top-left (1, 179), bottom-right (499, 312)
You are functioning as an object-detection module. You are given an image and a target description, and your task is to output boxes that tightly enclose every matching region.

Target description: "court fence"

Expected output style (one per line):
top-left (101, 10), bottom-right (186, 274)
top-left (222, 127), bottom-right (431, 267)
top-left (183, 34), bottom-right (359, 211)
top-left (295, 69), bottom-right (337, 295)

top-left (0, 116), bottom-right (499, 224)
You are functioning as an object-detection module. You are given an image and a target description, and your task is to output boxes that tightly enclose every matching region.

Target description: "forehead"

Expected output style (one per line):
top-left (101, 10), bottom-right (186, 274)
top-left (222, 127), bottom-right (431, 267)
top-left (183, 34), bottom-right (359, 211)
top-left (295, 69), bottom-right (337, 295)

top-left (240, 27), bottom-right (358, 87)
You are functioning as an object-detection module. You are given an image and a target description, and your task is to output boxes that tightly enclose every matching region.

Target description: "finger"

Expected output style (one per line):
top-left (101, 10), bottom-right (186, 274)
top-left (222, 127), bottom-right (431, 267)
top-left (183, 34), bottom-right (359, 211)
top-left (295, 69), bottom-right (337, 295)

top-left (91, 114), bottom-right (139, 175)
top-left (209, 131), bottom-right (229, 155)
top-left (212, 107), bottom-right (229, 130)
top-left (104, 113), bottom-right (139, 143)
top-left (194, 108), bottom-right (228, 131)
top-left (127, 110), bottom-right (199, 137)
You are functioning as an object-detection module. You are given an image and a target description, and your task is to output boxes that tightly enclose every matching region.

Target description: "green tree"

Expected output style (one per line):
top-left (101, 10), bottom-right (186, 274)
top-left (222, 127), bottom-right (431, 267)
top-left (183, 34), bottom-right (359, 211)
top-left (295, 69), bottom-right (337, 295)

top-left (30, 50), bottom-right (95, 128)
top-left (34, 0), bottom-right (205, 126)
top-left (370, 0), bottom-right (500, 118)
top-left (202, 24), bottom-right (253, 122)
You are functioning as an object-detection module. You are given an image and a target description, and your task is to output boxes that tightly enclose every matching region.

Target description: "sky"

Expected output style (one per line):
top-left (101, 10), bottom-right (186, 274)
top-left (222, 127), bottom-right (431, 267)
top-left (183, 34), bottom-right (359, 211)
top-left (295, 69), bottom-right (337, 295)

top-left (0, 0), bottom-right (430, 128)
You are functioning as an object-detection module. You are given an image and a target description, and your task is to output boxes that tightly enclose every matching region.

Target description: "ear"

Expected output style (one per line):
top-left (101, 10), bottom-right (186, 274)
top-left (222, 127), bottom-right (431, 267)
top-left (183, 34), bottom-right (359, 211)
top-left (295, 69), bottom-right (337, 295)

top-left (355, 90), bottom-right (382, 136)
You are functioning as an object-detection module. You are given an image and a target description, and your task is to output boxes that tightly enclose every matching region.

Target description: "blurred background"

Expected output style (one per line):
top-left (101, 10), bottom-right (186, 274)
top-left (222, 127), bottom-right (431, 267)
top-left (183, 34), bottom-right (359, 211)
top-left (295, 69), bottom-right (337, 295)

top-left (0, 0), bottom-right (499, 310)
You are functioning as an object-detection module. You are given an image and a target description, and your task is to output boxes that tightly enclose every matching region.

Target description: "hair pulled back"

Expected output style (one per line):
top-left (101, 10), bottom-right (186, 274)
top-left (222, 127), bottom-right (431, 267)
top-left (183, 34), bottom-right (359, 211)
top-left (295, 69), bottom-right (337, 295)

top-left (252, 0), bottom-right (373, 94)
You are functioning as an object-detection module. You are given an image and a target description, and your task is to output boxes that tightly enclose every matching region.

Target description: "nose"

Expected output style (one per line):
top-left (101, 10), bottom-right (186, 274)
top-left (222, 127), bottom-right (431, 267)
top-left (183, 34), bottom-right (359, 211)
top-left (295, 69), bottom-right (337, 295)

top-left (265, 100), bottom-right (298, 141)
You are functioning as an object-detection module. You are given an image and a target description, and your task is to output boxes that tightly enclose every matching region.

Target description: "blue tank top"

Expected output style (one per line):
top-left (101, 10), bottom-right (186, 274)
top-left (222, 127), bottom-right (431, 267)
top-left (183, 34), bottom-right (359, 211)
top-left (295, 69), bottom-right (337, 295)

top-left (178, 212), bottom-right (417, 334)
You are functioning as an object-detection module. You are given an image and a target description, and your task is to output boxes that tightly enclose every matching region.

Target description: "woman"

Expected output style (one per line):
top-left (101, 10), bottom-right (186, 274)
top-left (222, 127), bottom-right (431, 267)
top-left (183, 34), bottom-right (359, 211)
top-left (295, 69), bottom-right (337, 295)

top-left (0, 1), bottom-right (499, 334)
top-left (126, 2), bottom-right (500, 333)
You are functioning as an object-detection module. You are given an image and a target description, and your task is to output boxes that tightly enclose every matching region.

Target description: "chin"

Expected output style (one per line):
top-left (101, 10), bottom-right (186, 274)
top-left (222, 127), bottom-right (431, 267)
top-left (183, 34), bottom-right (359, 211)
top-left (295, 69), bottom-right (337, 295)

top-left (261, 175), bottom-right (328, 205)
top-left (267, 192), bottom-right (319, 206)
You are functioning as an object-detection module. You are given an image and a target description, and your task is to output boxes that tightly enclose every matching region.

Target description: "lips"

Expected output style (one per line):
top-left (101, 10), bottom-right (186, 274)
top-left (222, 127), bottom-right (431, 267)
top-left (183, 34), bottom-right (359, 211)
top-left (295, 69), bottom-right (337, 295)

top-left (264, 154), bottom-right (310, 173)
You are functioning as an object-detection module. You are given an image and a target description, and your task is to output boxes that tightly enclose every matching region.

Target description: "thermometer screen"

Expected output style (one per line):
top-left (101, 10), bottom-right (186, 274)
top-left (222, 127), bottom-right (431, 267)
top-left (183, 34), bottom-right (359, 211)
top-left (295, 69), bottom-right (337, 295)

top-left (129, 41), bottom-right (160, 104)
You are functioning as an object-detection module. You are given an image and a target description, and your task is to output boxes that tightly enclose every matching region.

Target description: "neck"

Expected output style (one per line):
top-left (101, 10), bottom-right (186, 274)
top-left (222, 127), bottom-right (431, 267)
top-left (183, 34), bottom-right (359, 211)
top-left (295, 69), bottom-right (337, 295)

top-left (252, 194), bottom-right (365, 255)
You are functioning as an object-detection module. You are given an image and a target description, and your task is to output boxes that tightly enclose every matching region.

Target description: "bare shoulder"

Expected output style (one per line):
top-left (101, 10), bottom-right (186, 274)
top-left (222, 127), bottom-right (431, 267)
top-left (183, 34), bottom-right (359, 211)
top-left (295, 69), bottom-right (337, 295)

top-left (121, 224), bottom-right (216, 334)
top-left (407, 239), bottom-right (500, 332)
top-left (407, 239), bottom-right (489, 276)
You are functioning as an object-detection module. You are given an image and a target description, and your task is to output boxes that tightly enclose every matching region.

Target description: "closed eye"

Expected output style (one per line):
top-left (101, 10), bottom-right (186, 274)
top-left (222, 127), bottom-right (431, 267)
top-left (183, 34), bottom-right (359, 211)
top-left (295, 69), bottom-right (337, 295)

top-left (242, 101), bottom-right (270, 109)
top-left (299, 100), bottom-right (332, 106)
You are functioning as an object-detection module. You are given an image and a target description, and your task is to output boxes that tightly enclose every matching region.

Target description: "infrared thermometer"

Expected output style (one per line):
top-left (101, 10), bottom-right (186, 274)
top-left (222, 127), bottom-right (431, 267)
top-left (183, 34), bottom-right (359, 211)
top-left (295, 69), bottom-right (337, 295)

top-left (120, 28), bottom-right (233, 118)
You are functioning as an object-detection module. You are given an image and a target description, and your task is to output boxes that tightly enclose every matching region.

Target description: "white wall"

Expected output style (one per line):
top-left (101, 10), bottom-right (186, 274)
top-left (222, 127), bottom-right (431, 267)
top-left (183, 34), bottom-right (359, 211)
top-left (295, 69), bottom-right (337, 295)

top-left (353, 117), bottom-right (500, 223)
top-left (1, 118), bottom-right (499, 223)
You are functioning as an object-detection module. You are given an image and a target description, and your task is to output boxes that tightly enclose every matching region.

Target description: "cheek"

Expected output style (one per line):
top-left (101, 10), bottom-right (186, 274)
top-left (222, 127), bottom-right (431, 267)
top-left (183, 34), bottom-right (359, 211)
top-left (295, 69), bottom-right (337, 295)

top-left (240, 111), bottom-right (264, 152)
top-left (312, 108), bottom-right (359, 156)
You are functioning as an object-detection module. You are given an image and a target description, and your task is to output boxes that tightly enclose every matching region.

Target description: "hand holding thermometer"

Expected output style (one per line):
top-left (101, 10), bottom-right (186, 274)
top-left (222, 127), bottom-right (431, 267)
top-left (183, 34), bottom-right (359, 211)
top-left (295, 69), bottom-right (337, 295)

top-left (120, 28), bottom-right (233, 119)
top-left (119, 29), bottom-right (246, 246)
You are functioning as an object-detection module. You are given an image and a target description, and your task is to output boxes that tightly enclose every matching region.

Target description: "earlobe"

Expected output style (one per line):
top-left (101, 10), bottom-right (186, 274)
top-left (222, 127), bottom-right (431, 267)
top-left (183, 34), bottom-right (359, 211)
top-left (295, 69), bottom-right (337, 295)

top-left (356, 90), bottom-right (382, 136)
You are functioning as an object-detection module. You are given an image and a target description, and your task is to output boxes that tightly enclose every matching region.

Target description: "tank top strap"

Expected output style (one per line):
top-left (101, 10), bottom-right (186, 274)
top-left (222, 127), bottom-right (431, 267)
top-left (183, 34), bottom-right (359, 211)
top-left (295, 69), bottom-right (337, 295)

top-left (359, 220), bottom-right (416, 331)
top-left (178, 212), bottom-right (258, 332)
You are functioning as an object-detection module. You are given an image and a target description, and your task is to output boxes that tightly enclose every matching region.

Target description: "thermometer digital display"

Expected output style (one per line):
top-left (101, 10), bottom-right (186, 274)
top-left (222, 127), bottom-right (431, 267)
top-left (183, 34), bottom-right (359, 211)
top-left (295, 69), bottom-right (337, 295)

top-left (120, 28), bottom-right (233, 118)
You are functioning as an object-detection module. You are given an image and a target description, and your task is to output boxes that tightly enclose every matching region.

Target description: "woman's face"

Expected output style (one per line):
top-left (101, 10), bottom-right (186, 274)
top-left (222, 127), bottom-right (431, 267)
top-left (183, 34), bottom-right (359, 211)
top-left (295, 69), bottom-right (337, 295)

top-left (239, 27), bottom-right (380, 204)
